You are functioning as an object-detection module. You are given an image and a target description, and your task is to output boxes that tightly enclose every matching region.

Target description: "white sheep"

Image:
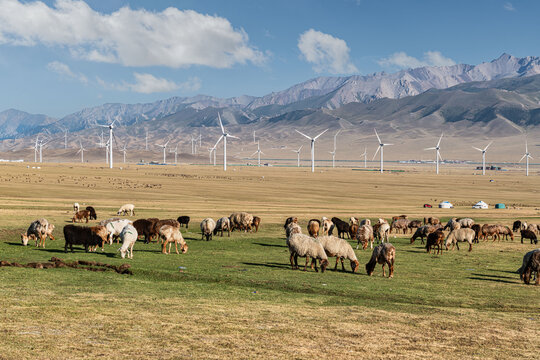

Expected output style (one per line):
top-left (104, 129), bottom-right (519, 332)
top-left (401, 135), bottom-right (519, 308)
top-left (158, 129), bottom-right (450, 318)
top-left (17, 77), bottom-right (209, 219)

top-left (214, 217), bottom-right (231, 237)
top-left (21, 218), bottom-right (50, 247)
top-left (200, 218), bottom-right (216, 241)
top-left (356, 224), bottom-right (374, 250)
top-left (105, 219), bottom-right (133, 244)
top-left (118, 224), bottom-right (138, 259)
top-left (159, 225), bottom-right (188, 254)
top-left (317, 235), bottom-right (359, 272)
top-left (376, 222), bottom-right (390, 243)
top-left (457, 218), bottom-right (474, 228)
top-left (286, 222), bottom-right (302, 238)
top-left (73, 202), bottom-right (80, 213)
top-left (287, 233), bottom-right (329, 272)
top-left (117, 203), bottom-right (135, 216)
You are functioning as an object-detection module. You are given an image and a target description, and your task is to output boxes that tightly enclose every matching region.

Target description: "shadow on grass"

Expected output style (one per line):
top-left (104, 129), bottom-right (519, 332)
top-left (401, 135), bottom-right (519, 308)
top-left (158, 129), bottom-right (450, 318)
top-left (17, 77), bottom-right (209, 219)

top-left (6, 242), bottom-right (24, 246)
top-left (253, 242), bottom-right (286, 248)
top-left (468, 274), bottom-right (518, 284)
top-left (486, 268), bottom-right (519, 275)
top-left (242, 262), bottom-right (290, 270)
top-left (471, 273), bottom-right (516, 280)
top-left (34, 248), bottom-right (118, 257)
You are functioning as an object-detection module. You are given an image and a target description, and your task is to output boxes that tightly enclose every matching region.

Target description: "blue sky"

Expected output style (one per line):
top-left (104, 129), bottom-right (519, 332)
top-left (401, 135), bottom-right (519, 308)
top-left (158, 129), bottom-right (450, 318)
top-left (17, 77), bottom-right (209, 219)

top-left (0, 0), bottom-right (538, 118)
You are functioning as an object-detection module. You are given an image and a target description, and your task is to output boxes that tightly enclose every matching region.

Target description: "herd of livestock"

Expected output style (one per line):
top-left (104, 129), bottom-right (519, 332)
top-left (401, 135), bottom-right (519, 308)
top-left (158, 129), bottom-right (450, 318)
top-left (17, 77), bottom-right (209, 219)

top-left (16, 204), bottom-right (540, 285)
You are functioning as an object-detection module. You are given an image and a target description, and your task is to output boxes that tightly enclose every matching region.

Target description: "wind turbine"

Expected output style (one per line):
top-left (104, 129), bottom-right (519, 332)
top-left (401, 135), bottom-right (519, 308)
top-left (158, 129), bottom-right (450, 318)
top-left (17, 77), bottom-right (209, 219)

top-left (121, 143), bottom-right (128, 164)
top-left (329, 130), bottom-right (341, 168)
top-left (472, 141), bottom-right (493, 175)
top-left (170, 144), bottom-right (179, 164)
top-left (253, 130), bottom-right (257, 144)
top-left (156, 140), bottom-right (170, 164)
top-left (295, 129), bottom-right (328, 172)
top-left (33, 135), bottom-right (40, 162)
top-left (105, 139), bottom-right (110, 165)
top-left (76, 140), bottom-right (86, 163)
top-left (215, 113), bottom-right (238, 171)
top-left (97, 130), bottom-right (105, 148)
top-left (190, 135), bottom-right (197, 155)
top-left (292, 145), bottom-right (303, 167)
top-left (98, 119), bottom-right (118, 169)
top-left (38, 138), bottom-right (50, 163)
top-left (373, 129), bottom-right (393, 173)
top-left (360, 147), bottom-right (367, 168)
top-left (251, 141), bottom-right (264, 167)
top-left (424, 133), bottom-right (444, 174)
top-left (519, 139), bottom-right (533, 176)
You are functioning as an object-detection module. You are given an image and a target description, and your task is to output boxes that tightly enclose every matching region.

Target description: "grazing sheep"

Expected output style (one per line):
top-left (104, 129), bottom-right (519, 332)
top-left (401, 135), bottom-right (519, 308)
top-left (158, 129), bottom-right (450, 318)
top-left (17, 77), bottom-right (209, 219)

top-left (21, 218), bottom-right (50, 247)
top-left (355, 224), bottom-right (374, 250)
top-left (331, 217), bottom-right (350, 239)
top-left (457, 218), bottom-right (474, 228)
top-left (374, 222), bottom-right (390, 243)
top-left (471, 224), bottom-right (481, 243)
top-left (307, 219), bottom-right (320, 238)
top-left (286, 233), bottom-right (329, 272)
top-left (349, 223), bottom-right (359, 240)
top-left (284, 217), bottom-right (298, 235)
top-left (105, 219), bottom-right (133, 244)
top-left (152, 219), bottom-right (180, 241)
top-left (445, 228), bottom-right (475, 252)
top-left (133, 218), bottom-right (159, 244)
top-left (497, 225), bottom-right (514, 241)
top-left (85, 206), bottom-right (97, 220)
top-left (443, 218), bottom-right (461, 232)
top-left (214, 217), bottom-right (231, 237)
top-left (520, 229), bottom-right (538, 244)
top-left (426, 229), bottom-right (445, 255)
top-left (390, 218), bottom-right (410, 234)
top-left (408, 220), bottom-right (423, 231)
top-left (252, 216), bottom-right (261, 233)
top-left (200, 218), bottom-right (216, 241)
top-left (117, 203), bottom-right (135, 216)
top-left (522, 250), bottom-right (540, 285)
top-left (229, 212), bottom-right (254, 232)
top-left (517, 249), bottom-right (540, 284)
top-left (321, 217), bottom-right (333, 236)
top-left (118, 225), bottom-right (138, 259)
top-left (481, 224), bottom-right (500, 241)
top-left (527, 224), bottom-right (540, 234)
top-left (365, 243), bottom-right (395, 278)
top-left (63, 225), bottom-right (103, 253)
top-left (286, 222), bottom-right (302, 238)
top-left (177, 216), bottom-right (190, 228)
top-left (99, 217), bottom-right (122, 226)
top-left (159, 225), bottom-right (188, 254)
top-left (424, 217), bottom-right (440, 226)
top-left (410, 225), bottom-right (437, 244)
top-left (72, 210), bottom-right (90, 223)
top-left (73, 203), bottom-right (80, 213)
top-left (317, 235), bottom-right (359, 272)
top-left (88, 225), bottom-right (108, 252)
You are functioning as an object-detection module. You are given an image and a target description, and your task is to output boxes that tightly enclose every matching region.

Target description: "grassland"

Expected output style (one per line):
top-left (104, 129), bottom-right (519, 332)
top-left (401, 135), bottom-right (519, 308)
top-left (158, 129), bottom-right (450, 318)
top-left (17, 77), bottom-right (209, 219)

top-left (0, 163), bottom-right (539, 359)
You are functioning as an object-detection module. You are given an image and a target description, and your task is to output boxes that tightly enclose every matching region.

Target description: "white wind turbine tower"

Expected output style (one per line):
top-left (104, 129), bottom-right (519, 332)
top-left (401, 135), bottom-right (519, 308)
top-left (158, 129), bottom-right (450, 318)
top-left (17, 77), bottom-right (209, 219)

top-left (360, 147), bottom-right (367, 168)
top-left (38, 138), bottom-right (50, 163)
top-left (190, 135), bottom-right (197, 155)
top-left (472, 141), bottom-right (493, 175)
top-left (329, 129), bottom-right (341, 168)
top-left (170, 144), bottom-right (179, 164)
top-left (519, 139), bottom-right (533, 176)
top-left (291, 145), bottom-right (303, 167)
top-left (373, 129), bottom-right (393, 173)
top-left (98, 119), bottom-right (118, 169)
top-left (76, 140), bottom-right (86, 163)
top-left (295, 129), bottom-right (329, 173)
top-left (121, 143), bottom-right (128, 164)
top-left (33, 136), bottom-right (39, 162)
top-left (424, 133), bottom-right (444, 174)
top-left (97, 130), bottom-right (105, 148)
top-left (156, 140), bottom-right (170, 164)
top-left (105, 139), bottom-right (110, 165)
top-left (215, 113), bottom-right (239, 171)
top-left (251, 141), bottom-right (264, 167)
top-left (209, 141), bottom-right (219, 166)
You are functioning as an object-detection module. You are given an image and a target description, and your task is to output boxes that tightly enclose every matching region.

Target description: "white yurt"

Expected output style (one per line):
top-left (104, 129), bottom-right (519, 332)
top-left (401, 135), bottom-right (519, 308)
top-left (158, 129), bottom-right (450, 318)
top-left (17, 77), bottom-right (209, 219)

top-left (439, 201), bottom-right (454, 209)
top-left (472, 201), bottom-right (488, 209)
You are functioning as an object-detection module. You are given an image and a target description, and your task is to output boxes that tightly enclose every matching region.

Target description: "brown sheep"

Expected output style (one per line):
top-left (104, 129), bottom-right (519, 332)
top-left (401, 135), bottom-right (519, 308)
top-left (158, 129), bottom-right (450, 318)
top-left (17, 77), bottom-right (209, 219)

top-left (522, 250), bottom-right (540, 285)
top-left (521, 230), bottom-right (538, 244)
top-left (392, 215), bottom-right (408, 221)
top-left (72, 210), bottom-right (90, 223)
top-left (307, 219), bottom-right (320, 238)
top-left (390, 218), bottom-right (410, 234)
top-left (365, 243), bottom-right (395, 278)
top-left (408, 220), bottom-right (423, 231)
top-left (159, 225), bottom-right (188, 254)
top-left (410, 225), bottom-right (438, 244)
top-left (426, 229), bottom-right (445, 255)
top-left (152, 219), bottom-right (180, 242)
top-left (252, 216), bottom-right (261, 233)
top-left (497, 225), bottom-right (514, 241)
top-left (424, 217), bottom-right (440, 226)
top-left (349, 223), bottom-right (359, 240)
top-left (481, 224), bottom-right (500, 241)
top-left (88, 225), bottom-right (109, 252)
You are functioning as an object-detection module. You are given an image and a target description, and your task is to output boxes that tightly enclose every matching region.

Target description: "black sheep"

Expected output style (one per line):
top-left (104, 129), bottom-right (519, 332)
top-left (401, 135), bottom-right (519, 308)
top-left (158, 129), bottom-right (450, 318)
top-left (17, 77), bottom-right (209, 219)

top-left (63, 225), bottom-right (103, 253)
top-left (331, 217), bottom-right (350, 239)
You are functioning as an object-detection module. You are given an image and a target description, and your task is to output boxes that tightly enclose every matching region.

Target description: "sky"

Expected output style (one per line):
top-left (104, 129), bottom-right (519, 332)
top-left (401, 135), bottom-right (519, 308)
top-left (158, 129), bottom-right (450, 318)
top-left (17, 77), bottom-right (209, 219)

top-left (0, 0), bottom-right (539, 118)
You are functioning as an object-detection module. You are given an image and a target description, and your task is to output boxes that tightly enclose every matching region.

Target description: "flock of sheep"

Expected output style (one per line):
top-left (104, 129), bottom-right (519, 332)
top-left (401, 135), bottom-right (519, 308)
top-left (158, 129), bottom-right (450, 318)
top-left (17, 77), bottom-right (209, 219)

top-left (16, 205), bottom-right (540, 284)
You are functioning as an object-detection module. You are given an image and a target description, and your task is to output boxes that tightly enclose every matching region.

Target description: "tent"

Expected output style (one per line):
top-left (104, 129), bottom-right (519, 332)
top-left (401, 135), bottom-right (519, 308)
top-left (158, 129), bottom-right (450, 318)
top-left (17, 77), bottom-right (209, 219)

top-left (439, 201), bottom-right (454, 209)
top-left (472, 201), bottom-right (488, 209)
top-left (495, 203), bottom-right (506, 209)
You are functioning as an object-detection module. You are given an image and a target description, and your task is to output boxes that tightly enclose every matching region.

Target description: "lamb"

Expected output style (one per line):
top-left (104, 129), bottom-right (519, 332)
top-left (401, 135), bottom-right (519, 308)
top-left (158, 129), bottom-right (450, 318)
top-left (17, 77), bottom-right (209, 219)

top-left (116, 203), bottom-right (135, 216)
top-left (307, 219), bottom-right (320, 237)
top-left (159, 225), bottom-right (188, 254)
top-left (72, 210), bottom-right (90, 223)
top-left (426, 229), bottom-right (445, 255)
top-left (200, 218), bottom-right (216, 241)
top-left (177, 216), bottom-right (190, 228)
top-left (390, 218), bottom-right (410, 234)
top-left (63, 225), bottom-right (103, 252)
top-left (73, 202), bottom-right (80, 213)
top-left (365, 243), bottom-right (395, 278)
top-left (517, 249), bottom-right (540, 284)
top-left (520, 229), bottom-right (538, 244)
top-left (445, 228), bottom-right (475, 252)
top-left (214, 217), bottom-right (231, 237)
top-left (317, 235), bottom-right (359, 272)
top-left (229, 212), bottom-right (253, 232)
top-left (118, 225), bottom-right (138, 259)
top-left (133, 218), bottom-right (159, 244)
top-left (355, 224), bottom-right (374, 250)
top-left (331, 217), bottom-right (350, 239)
top-left (85, 206), bottom-right (97, 220)
top-left (457, 218), bottom-right (474, 228)
top-left (105, 219), bottom-right (133, 244)
top-left (252, 216), bottom-right (261, 233)
top-left (443, 218), bottom-right (461, 232)
top-left (321, 217), bottom-right (333, 236)
top-left (286, 233), bottom-right (329, 272)
top-left (21, 218), bottom-right (51, 247)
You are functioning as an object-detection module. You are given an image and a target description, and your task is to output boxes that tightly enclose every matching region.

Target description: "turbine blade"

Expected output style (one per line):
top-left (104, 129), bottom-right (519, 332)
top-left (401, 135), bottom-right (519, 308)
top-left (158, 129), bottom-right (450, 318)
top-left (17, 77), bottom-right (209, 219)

top-left (372, 146), bottom-right (380, 160)
top-left (314, 128), bottom-right (329, 140)
top-left (251, 152), bottom-right (258, 157)
top-left (298, 145), bottom-right (303, 152)
top-left (214, 135), bottom-right (224, 148)
top-left (484, 141), bottom-right (493, 151)
top-left (228, 135), bottom-right (239, 139)
top-left (218, 113), bottom-right (225, 134)
top-left (374, 128), bottom-right (381, 144)
top-left (437, 133), bottom-right (443, 147)
top-left (424, 147), bottom-right (436, 151)
top-left (295, 129), bottom-right (312, 140)
top-left (472, 146), bottom-right (483, 152)
top-left (528, 154), bottom-right (534, 159)
top-left (383, 143), bottom-right (393, 146)
top-left (519, 154), bottom-right (527, 162)
top-left (438, 151), bottom-right (443, 161)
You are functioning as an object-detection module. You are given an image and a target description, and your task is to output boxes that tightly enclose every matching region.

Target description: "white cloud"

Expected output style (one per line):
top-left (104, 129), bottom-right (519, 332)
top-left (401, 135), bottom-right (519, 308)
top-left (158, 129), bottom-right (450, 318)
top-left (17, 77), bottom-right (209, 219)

top-left (98, 73), bottom-right (201, 94)
top-left (46, 61), bottom-right (88, 84)
top-left (298, 29), bottom-right (358, 74)
top-left (504, 2), bottom-right (516, 11)
top-left (378, 51), bottom-right (456, 69)
top-left (0, 0), bottom-right (265, 68)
